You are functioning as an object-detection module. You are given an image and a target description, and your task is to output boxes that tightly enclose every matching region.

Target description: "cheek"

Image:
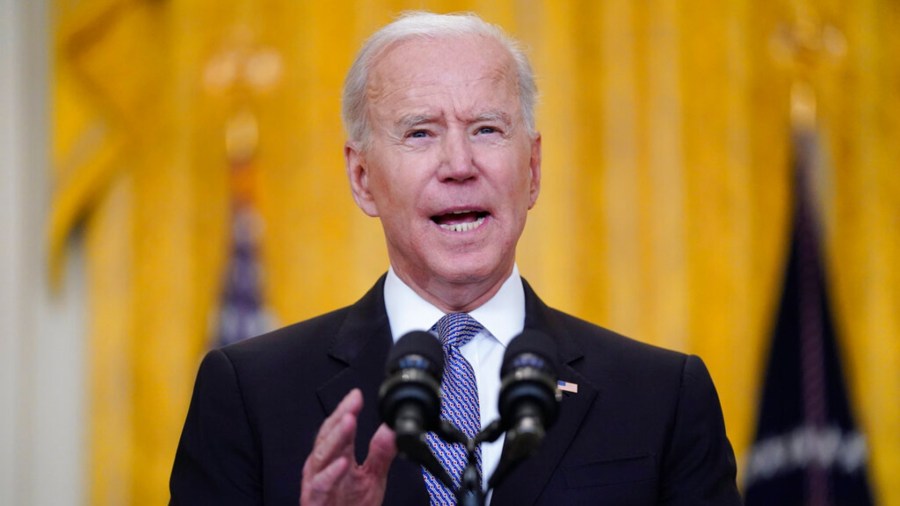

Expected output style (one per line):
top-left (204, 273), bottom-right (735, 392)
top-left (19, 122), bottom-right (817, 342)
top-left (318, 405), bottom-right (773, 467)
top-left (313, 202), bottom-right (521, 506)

top-left (511, 162), bottom-right (536, 201)
top-left (371, 171), bottom-right (422, 217)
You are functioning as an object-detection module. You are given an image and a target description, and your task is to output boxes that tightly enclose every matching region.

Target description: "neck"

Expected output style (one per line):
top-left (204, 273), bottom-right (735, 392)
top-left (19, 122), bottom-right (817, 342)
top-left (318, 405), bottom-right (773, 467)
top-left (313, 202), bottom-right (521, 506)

top-left (393, 265), bottom-right (514, 313)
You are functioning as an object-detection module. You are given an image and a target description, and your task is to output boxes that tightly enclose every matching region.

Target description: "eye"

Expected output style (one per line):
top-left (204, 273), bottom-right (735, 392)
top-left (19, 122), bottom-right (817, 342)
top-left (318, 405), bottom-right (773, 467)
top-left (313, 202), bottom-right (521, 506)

top-left (407, 129), bottom-right (430, 139)
top-left (475, 126), bottom-right (498, 135)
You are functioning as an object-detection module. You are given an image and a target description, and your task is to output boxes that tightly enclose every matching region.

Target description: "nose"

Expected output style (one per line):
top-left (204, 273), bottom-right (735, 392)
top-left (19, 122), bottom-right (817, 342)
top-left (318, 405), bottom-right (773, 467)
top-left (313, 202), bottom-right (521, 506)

top-left (437, 128), bottom-right (477, 182)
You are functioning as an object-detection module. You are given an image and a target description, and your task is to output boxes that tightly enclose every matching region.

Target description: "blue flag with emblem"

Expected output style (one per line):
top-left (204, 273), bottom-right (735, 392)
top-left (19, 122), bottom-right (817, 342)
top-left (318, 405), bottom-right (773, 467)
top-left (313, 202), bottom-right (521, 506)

top-left (743, 122), bottom-right (875, 505)
top-left (213, 119), bottom-right (275, 347)
top-left (214, 205), bottom-right (273, 346)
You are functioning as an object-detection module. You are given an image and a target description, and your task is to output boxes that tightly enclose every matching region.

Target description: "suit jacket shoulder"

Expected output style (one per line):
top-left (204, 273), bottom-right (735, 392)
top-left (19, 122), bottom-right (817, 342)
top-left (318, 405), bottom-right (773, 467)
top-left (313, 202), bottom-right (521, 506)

top-left (170, 276), bottom-right (430, 505)
top-left (492, 281), bottom-right (741, 505)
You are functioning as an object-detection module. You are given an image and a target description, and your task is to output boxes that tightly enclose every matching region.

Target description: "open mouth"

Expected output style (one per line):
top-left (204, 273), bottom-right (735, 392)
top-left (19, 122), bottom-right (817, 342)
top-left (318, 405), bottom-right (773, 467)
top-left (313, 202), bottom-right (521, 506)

top-left (431, 210), bottom-right (489, 233)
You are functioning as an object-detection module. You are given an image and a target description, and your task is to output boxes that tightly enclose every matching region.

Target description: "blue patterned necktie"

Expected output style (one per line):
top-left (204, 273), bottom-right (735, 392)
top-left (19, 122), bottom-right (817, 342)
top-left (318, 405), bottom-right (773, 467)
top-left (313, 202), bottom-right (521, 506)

top-left (423, 313), bottom-right (483, 505)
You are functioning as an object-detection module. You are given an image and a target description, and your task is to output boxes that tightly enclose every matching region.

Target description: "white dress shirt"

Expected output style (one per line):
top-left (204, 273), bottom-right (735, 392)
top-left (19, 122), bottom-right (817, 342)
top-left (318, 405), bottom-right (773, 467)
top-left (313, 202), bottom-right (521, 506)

top-left (383, 265), bottom-right (526, 491)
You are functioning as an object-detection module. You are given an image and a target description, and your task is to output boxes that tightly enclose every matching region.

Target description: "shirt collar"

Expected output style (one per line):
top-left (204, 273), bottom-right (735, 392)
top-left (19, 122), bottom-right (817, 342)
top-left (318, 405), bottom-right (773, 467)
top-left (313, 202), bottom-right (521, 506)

top-left (383, 265), bottom-right (525, 348)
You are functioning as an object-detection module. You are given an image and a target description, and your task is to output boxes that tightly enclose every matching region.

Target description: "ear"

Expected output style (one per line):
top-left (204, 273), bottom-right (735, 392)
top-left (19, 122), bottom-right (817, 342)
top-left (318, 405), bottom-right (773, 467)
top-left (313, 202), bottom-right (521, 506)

top-left (345, 142), bottom-right (379, 217)
top-left (527, 133), bottom-right (542, 209)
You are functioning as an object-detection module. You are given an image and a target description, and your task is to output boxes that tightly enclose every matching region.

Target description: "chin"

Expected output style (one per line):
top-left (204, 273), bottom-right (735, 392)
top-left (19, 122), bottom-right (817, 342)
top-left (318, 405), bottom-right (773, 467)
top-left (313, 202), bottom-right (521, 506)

top-left (433, 254), bottom-right (509, 286)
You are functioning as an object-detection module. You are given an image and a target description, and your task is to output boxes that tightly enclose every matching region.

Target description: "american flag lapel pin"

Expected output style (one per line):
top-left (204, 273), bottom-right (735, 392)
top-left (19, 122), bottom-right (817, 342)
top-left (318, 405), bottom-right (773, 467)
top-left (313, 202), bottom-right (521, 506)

top-left (557, 379), bottom-right (579, 394)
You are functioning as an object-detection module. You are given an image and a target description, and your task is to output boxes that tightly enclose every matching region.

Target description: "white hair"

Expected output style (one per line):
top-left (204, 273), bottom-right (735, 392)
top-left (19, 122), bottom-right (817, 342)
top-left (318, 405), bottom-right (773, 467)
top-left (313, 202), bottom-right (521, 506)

top-left (341, 11), bottom-right (538, 146)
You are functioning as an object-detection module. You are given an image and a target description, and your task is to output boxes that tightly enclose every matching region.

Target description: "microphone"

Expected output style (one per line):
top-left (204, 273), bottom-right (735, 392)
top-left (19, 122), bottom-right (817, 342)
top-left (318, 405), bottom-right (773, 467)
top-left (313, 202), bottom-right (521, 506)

top-left (378, 330), bottom-right (454, 488)
top-left (489, 330), bottom-right (561, 488)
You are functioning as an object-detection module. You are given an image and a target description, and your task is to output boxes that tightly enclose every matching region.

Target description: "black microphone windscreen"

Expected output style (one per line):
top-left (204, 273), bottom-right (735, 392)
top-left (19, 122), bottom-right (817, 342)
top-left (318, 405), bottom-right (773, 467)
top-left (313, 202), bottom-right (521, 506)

top-left (386, 330), bottom-right (445, 378)
top-left (501, 330), bottom-right (558, 377)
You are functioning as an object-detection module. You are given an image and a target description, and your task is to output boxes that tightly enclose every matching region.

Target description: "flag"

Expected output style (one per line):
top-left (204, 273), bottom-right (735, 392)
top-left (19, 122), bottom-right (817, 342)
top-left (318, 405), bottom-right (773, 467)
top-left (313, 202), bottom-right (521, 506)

top-left (557, 380), bottom-right (579, 394)
top-left (743, 121), bottom-right (875, 505)
top-left (213, 108), bottom-right (276, 346)
top-left (214, 203), bottom-right (274, 346)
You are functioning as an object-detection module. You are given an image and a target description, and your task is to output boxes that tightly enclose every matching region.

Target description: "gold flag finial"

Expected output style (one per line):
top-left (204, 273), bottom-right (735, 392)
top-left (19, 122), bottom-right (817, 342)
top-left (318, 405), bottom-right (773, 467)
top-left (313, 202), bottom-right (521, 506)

top-left (770, 4), bottom-right (846, 129)
top-left (201, 27), bottom-right (285, 163)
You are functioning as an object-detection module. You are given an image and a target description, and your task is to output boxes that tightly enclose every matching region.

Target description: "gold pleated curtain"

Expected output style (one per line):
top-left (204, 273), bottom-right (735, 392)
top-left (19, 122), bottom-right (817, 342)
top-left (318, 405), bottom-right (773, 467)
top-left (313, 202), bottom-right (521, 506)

top-left (51, 0), bottom-right (899, 504)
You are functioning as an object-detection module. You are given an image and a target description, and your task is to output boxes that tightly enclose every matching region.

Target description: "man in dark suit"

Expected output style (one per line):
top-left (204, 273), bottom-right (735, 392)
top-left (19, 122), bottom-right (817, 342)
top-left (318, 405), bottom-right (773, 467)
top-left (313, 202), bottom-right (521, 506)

top-left (170, 11), bottom-right (741, 506)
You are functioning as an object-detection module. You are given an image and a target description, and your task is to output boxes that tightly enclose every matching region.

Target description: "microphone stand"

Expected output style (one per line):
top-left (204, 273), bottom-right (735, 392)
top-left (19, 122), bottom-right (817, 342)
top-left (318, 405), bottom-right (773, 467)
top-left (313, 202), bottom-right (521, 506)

top-left (399, 418), bottom-right (529, 506)
top-left (453, 419), bottom-right (512, 506)
top-left (455, 439), bottom-right (485, 506)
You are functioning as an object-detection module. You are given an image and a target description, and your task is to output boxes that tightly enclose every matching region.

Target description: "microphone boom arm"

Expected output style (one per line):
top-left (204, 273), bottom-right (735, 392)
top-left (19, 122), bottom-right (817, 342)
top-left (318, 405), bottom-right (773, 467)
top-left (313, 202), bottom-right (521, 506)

top-left (392, 404), bottom-right (456, 489)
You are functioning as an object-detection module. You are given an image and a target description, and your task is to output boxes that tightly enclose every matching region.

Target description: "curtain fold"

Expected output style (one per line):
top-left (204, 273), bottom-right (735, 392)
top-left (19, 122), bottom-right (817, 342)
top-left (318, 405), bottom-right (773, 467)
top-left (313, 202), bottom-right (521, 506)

top-left (51, 0), bottom-right (900, 504)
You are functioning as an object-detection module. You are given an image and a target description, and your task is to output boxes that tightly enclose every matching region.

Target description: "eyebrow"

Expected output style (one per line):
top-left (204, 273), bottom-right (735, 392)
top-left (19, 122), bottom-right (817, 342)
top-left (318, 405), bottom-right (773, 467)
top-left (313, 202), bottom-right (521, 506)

top-left (472, 111), bottom-right (512, 126)
top-left (395, 114), bottom-right (435, 131)
top-left (393, 111), bottom-right (514, 131)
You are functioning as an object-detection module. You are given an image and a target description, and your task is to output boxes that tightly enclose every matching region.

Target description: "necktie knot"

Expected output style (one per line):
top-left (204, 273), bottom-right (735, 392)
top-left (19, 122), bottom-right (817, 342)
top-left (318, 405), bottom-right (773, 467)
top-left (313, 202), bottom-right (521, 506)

top-left (434, 312), bottom-right (483, 349)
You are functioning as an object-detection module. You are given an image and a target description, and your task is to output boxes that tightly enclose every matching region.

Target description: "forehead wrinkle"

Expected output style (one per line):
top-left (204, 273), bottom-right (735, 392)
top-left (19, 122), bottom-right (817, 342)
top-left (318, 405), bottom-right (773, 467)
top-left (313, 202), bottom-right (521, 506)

top-left (365, 36), bottom-right (523, 132)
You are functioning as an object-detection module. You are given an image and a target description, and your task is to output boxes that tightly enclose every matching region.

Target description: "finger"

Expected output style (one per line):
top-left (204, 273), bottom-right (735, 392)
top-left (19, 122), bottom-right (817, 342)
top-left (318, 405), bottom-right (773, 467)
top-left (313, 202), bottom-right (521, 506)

top-left (306, 390), bottom-right (364, 473)
top-left (363, 423), bottom-right (397, 478)
top-left (308, 412), bottom-right (357, 474)
top-left (302, 456), bottom-right (350, 505)
top-left (313, 389), bottom-right (363, 448)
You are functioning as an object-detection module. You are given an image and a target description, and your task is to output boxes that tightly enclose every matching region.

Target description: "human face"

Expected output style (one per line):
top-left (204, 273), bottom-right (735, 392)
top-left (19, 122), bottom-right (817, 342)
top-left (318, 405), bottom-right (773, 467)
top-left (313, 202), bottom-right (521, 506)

top-left (346, 35), bottom-right (541, 311)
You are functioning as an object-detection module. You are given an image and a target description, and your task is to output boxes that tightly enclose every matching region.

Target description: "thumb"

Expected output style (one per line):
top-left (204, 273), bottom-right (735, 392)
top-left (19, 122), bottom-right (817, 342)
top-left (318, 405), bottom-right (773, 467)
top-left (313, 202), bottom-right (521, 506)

top-left (364, 423), bottom-right (397, 477)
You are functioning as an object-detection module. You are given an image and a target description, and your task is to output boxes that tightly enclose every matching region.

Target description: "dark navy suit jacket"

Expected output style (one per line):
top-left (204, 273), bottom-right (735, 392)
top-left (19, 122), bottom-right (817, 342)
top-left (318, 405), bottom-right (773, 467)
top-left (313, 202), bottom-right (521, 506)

top-left (170, 277), bottom-right (741, 505)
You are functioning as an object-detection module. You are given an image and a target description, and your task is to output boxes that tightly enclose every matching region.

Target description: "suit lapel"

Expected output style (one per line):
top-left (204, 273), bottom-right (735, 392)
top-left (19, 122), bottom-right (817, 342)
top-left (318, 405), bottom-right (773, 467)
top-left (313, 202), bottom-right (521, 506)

top-left (315, 276), bottom-right (391, 433)
top-left (491, 280), bottom-right (600, 505)
top-left (314, 275), bottom-right (429, 503)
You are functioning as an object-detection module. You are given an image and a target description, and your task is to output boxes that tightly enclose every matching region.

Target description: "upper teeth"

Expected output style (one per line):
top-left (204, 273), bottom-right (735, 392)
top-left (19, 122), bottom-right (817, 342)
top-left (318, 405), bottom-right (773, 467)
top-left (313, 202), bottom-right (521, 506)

top-left (440, 215), bottom-right (485, 233)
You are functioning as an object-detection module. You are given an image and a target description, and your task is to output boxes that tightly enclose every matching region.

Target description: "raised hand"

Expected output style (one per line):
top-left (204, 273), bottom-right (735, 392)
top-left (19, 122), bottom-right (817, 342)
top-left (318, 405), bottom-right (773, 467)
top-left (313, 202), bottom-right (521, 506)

top-left (300, 389), bottom-right (397, 506)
